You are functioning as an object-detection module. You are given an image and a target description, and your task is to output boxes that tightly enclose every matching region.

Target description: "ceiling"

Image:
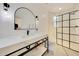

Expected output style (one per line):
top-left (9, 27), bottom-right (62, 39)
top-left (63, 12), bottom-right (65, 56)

top-left (41, 3), bottom-right (78, 13)
top-left (5, 3), bottom-right (79, 15)
top-left (23, 3), bottom-right (79, 14)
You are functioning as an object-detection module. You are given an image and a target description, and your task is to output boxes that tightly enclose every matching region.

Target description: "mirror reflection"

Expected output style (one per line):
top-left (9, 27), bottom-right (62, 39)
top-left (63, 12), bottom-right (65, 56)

top-left (14, 7), bottom-right (38, 30)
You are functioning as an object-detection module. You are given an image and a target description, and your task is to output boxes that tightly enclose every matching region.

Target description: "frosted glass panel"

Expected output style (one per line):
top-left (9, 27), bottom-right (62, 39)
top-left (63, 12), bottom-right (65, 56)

top-left (70, 28), bottom-right (79, 34)
top-left (70, 35), bottom-right (79, 43)
top-left (63, 34), bottom-right (69, 40)
top-left (57, 28), bottom-right (62, 32)
top-left (57, 39), bottom-right (62, 45)
top-left (70, 42), bottom-right (79, 51)
top-left (57, 34), bottom-right (62, 38)
top-left (70, 19), bottom-right (79, 26)
top-left (63, 21), bottom-right (69, 26)
top-left (63, 41), bottom-right (69, 48)
top-left (63, 28), bottom-right (69, 33)
top-left (70, 11), bottom-right (79, 19)
top-left (63, 14), bottom-right (69, 20)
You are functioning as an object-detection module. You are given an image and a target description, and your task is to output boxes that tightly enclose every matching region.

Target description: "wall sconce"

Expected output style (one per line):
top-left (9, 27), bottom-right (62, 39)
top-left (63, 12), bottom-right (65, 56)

top-left (3, 3), bottom-right (10, 11)
top-left (36, 16), bottom-right (38, 18)
top-left (35, 16), bottom-right (39, 31)
top-left (36, 16), bottom-right (39, 21)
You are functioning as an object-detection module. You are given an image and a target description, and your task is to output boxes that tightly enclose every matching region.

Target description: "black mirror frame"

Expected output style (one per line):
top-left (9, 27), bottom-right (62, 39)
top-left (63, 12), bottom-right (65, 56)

top-left (14, 7), bottom-right (38, 30)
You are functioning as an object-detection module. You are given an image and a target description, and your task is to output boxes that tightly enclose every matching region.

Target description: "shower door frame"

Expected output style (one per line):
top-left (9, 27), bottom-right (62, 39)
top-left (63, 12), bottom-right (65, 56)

top-left (56, 10), bottom-right (79, 53)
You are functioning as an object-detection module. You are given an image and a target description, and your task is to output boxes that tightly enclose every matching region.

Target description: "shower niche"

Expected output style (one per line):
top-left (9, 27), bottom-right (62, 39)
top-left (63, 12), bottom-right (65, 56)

top-left (56, 10), bottom-right (79, 52)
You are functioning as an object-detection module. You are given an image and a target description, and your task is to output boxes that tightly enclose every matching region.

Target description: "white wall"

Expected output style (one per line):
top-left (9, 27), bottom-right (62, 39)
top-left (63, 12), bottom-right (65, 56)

top-left (47, 4), bottom-right (79, 43)
top-left (47, 13), bottom-right (56, 43)
top-left (1, 3), bottom-right (77, 45)
top-left (0, 3), bottom-right (49, 39)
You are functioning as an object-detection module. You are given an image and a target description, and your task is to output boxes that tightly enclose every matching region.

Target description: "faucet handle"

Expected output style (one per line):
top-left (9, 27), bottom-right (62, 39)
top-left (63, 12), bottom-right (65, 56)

top-left (27, 30), bottom-right (29, 35)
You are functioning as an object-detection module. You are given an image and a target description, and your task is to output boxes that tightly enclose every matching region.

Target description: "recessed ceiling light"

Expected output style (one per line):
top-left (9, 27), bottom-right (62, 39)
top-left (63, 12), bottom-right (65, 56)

top-left (59, 8), bottom-right (62, 10)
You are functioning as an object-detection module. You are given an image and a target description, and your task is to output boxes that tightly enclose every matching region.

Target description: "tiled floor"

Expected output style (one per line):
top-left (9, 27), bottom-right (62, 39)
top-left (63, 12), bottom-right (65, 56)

top-left (44, 42), bottom-right (79, 56)
top-left (44, 42), bottom-right (54, 56)
top-left (54, 43), bottom-right (79, 56)
top-left (54, 44), bottom-right (67, 56)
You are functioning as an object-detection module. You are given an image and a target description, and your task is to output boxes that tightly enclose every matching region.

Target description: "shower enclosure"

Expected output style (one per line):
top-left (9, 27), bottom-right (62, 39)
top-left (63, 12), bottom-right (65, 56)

top-left (56, 10), bottom-right (79, 52)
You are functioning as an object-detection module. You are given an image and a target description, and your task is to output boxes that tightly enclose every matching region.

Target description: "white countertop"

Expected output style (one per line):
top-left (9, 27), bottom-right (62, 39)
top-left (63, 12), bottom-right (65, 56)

top-left (0, 32), bottom-right (48, 49)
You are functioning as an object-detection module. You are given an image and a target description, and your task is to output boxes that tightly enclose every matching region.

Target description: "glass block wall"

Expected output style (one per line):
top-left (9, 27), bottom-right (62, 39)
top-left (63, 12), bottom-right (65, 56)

top-left (56, 10), bottom-right (79, 52)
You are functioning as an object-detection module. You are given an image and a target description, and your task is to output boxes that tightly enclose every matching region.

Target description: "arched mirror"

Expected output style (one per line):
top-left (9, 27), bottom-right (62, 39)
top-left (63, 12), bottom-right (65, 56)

top-left (14, 7), bottom-right (39, 30)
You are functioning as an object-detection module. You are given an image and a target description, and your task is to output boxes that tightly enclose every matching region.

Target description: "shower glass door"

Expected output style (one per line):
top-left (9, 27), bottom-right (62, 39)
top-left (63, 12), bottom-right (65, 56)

top-left (56, 10), bottom-right (79, 52)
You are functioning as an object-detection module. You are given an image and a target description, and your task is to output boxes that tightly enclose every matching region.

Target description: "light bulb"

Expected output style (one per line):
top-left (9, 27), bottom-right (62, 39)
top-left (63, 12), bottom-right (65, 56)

top-left (59, 8), bottom-right (62, 10)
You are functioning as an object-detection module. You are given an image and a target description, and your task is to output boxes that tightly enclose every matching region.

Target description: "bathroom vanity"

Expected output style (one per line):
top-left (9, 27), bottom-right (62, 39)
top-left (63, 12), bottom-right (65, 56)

top-left (0, 33), bottom-right (49, 56)
top-left (0, 6), bottom-right (49, 56)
